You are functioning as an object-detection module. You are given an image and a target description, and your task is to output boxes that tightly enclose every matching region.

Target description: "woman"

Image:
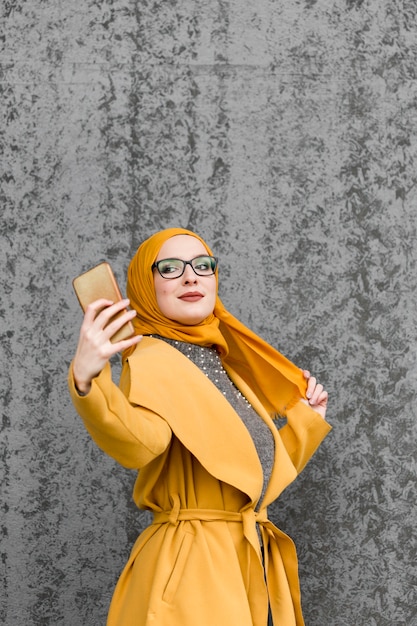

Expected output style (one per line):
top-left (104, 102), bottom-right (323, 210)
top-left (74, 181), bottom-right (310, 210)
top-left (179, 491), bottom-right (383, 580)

top-left (69, 227), bottom-right (331, 626)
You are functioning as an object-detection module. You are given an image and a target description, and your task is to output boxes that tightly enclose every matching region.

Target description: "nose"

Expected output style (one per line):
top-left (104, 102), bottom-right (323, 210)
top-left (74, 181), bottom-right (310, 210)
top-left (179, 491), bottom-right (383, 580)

top-left (182, 263), bottom-right (197, 283)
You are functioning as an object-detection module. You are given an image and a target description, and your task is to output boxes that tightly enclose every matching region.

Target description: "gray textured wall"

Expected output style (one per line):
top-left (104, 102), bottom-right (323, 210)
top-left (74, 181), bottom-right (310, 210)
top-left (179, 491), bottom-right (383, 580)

top-left (2, 1), bottom-right (417, 624)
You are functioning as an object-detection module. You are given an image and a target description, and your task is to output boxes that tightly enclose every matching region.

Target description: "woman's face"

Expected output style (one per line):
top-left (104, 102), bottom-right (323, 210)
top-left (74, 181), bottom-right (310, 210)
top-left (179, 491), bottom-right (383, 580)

top-left (153, 235), bottom-right (217, 325)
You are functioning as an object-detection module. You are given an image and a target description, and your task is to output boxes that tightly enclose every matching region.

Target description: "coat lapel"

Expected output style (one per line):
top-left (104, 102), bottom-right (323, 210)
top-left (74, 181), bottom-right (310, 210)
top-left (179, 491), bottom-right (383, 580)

top-left (126, 337), bottom-right (264, 503)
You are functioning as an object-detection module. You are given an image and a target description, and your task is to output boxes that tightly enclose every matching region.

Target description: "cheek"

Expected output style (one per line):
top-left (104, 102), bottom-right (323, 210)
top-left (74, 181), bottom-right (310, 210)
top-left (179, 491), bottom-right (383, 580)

top-left (207, 278), bottom-right (218, 308)
top-left (154, 279), bottom-right (173, 310)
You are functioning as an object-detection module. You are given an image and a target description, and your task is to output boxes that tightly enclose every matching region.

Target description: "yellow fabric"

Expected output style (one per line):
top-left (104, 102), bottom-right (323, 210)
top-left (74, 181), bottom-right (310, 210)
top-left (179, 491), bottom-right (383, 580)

top-left (150, 506), bottom-right (303, 625)
top-left (68, 337), bottom-right (331, 626)
top-left (125, 227), bottom-right (307, 415)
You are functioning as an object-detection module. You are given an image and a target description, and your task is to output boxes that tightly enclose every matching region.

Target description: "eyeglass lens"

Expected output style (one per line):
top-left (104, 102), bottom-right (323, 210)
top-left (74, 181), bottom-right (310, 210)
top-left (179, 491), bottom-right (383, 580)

top-left (156, 256), bottom-right (216, 278)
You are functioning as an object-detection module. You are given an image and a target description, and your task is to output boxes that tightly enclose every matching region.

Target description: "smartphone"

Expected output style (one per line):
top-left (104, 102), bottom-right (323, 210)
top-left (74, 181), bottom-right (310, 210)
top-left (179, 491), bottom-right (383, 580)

top-left (72, 262), bottom-right (135, 343)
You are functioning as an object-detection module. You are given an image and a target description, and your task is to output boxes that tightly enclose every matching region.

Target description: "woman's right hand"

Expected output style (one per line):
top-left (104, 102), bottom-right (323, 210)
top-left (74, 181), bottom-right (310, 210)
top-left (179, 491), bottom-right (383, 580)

top-left (72, 298), bottom-right (142, 395)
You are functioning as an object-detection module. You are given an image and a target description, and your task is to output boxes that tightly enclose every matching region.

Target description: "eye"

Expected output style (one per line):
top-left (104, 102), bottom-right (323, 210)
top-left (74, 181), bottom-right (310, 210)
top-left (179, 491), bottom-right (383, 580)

top-left (195, 260), bottom-right (210, 271)
top-left (193, 256), bottom-right (213, 272)
top-left (159, 260), bottom-right (182, 275)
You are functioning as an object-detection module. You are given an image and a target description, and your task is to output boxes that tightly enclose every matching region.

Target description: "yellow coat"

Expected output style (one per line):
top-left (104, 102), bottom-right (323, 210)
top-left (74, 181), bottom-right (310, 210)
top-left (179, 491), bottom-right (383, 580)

top-left (69, 337), bottom-right (331, 626)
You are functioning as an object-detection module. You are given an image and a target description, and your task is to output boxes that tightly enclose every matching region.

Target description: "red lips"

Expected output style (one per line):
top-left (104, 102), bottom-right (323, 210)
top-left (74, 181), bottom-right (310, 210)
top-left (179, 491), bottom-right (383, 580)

top-left (179, 291), bottom-right (204, 302)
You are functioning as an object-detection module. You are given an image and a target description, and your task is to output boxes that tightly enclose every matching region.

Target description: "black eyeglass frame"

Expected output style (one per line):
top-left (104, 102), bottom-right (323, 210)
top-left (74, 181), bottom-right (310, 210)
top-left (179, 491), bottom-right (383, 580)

top-left (151, 255), bottom-right (218, 279)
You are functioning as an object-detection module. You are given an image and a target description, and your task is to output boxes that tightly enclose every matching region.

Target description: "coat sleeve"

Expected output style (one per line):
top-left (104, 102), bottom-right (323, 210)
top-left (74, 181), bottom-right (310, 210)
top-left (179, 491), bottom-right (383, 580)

top-left (68, 361), bottom-right (172, 469)
top-left (277, 401), bottom-right (331, 474)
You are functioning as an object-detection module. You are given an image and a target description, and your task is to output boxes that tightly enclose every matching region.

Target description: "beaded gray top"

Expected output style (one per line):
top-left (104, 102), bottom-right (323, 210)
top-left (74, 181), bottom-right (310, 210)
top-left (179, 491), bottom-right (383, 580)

top-left (154, 336), bottom-right (275, 509)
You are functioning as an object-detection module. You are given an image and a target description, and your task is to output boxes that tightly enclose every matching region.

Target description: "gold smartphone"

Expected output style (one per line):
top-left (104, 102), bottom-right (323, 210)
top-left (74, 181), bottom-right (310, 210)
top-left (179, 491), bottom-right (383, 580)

top-left (72, 262), bottom-right (135, 343)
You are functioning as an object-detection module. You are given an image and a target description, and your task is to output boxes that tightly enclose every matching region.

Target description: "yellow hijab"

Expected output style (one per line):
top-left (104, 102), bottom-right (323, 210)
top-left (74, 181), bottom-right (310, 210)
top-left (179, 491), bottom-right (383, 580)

top-left (125, 228), bottom-right (307, 415)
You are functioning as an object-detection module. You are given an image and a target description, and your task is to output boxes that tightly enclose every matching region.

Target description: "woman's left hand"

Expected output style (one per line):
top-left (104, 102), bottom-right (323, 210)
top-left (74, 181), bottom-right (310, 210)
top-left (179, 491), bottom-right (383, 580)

top-left (301, 370), bottom-right (328, 420)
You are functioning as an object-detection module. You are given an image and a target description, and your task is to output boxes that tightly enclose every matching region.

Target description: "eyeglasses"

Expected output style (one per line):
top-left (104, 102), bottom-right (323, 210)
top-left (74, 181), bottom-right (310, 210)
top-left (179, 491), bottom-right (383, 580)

top-left (152, 255), bottom-right (218, 279)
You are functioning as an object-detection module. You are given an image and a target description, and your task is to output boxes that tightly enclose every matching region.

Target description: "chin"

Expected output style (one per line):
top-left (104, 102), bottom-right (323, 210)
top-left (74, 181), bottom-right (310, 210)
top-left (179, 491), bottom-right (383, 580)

top-left (176, 316), bottom-right (208, 326)
top-left (172, 309), bottom-right (212, 325)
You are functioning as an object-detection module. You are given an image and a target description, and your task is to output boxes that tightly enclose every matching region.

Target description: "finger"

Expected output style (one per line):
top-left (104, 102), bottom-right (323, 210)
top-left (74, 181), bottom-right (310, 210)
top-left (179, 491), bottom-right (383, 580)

top-left (84, 298), bottom-right (116, 319)
top-left (102, 308), bottom-right (137, 340)
top-left (316, 389), bottom-right (328, 406)
top-left (95, 332), bottom-right (143, 362)
top-left (306, 376), bottom-right (317, 399)
top-left (308, 383), bottom-right (323, 405)
top-left (89, 299), bottom-right (132, 330)
top-left (302, 369), bottom-right (311, 379)
top-left (309, 387), bottom-right (327, 406)
top-left (97, 298), bottom-right (132, 322)
top-left (109, 333), bottom-right (143, 352)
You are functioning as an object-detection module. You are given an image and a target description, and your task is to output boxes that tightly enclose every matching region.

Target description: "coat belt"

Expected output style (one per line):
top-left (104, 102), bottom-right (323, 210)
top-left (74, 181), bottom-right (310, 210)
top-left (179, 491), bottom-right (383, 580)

top-left (153, 504), bottom-right (267, 557)
top-left (152, 501), bottom-right (304, 626)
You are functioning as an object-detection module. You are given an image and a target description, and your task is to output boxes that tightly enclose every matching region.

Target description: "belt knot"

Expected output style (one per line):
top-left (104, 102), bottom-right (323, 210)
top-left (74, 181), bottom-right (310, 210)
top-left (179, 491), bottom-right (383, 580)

top-left (168, 495), bottom-right (181, 525)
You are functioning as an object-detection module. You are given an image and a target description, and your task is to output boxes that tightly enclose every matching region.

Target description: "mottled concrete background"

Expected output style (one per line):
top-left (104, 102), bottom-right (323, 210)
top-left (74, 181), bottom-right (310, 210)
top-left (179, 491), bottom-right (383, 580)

top-left (2, 1), bottom-right (417, 624)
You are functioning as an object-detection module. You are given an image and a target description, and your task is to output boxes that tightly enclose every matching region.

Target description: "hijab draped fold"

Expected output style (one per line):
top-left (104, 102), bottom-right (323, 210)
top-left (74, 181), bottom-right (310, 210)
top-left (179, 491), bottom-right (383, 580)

top-left (125, 228), bottom-right (307, 415)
